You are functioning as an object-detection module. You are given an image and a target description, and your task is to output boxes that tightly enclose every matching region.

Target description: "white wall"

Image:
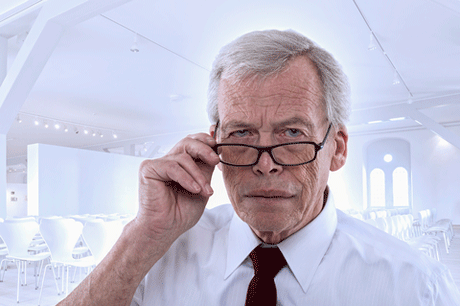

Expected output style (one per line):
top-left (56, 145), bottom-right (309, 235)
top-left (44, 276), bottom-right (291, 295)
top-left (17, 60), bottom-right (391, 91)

top-left (28, 143), bottom-right (145, 217)
top-left (329, 125), bottom-right (460, 224)
top-left (7, 171), bottom-right (27, 183)
top-left (6, 183), bottom-right (27, 217)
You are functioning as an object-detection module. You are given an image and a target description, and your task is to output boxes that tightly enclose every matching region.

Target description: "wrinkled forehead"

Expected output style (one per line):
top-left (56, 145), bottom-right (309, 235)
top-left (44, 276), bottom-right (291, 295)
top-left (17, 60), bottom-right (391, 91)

top-left (217, 56), bottom-right (326, 127)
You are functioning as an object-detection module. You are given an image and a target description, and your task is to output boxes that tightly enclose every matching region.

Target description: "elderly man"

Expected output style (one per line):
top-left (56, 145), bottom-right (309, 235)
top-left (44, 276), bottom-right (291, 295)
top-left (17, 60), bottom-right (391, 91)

top-left (61, 30), bottom-right (459, 305)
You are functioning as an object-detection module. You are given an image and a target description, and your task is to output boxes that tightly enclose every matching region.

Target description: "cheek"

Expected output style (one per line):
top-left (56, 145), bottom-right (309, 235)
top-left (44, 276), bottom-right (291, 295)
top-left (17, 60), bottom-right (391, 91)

top-left (295, 163), bottom-right (321, 195)
top-left (222, 167), bottom-right (244, 200)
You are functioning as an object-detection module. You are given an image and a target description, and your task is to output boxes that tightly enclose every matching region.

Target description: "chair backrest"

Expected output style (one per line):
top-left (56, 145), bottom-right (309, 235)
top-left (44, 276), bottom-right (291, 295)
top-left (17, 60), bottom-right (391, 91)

top-left (82, 219), bottom-right (124, 264)
top-left (418, 210), bottom-right (430, 230)
top-left (39, 218), bottom-right (84, 262)
top-left (384, 216), bottom-right (396, 236)
top-left (368, 211), bottom-right (377, 220)
top-left (0, 219), bottom-right (39, 257)
top-left (374, 217), bottom-right (388, 233)
top-left (364, 218), bottom-right (378, 228)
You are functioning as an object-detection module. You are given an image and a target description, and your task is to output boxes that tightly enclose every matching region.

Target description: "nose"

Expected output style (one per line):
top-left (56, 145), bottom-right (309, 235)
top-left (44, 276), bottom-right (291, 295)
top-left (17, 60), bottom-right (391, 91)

top-left (252, 151), bottom-right (283, 176)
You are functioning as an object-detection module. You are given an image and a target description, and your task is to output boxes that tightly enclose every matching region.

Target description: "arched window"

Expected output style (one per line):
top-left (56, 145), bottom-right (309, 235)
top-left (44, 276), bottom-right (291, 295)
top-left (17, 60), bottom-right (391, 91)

top-left (370, 168), bottom-right (385, 207)
top-left (366, 138), bottom-right (411, 209)
top-left (393, 167), bottom-right (409, 207)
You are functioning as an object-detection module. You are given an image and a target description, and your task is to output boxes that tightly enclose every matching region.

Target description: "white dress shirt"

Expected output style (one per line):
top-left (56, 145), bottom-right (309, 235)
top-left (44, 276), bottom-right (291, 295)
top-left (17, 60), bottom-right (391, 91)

top-left (131, 192), bottom-right (460, 305)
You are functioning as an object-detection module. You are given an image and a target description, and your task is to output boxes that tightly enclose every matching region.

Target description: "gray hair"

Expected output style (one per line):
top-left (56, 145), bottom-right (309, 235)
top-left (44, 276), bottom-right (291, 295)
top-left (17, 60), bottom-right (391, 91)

top-left (207, 29), bottom-right (351, 127)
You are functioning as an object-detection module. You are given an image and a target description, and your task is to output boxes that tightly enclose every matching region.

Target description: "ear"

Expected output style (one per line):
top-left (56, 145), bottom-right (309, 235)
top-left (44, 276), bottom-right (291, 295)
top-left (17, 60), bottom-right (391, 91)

top-left (330, 125), bottom-right (348, 171)
top-left (209, 124), bottom-right (217, 138)
top-left (209, 124), bottom-right (222, 171)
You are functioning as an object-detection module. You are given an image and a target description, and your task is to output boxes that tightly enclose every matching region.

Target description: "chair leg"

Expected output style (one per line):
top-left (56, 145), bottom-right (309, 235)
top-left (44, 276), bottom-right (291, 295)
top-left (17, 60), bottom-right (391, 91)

top-left (38, 264), bottom-right (50, 306)
top-left (61, 265), bottom-right (65, 295)
top-left (443, 232), bottom-right (449, 254)
top-left (35, 260), bottom-right (44, 289)
top-left (51, 264), bottom-right (61, 295)
top-left (24, 261), bottom-right (28, 286)
top-left (0, 258), bottom-right (6, 282)
top-left (65, 266), bottom-right (70, 296)
top-left (72, 265), bottom-right (77, 283)
top-left (16, 261), bottom-right (21, 303)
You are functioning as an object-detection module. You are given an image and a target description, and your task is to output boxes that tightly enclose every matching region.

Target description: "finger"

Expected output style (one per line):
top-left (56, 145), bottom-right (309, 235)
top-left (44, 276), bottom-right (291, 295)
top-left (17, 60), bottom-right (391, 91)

top-left (187, 133), bottom-right (217, 147)
top-left (163, 162), bottom-right (204, 195)
top-left (173, 153), bottom-right (214, 196)
top-left (141, 159), bottom-right (213, 197)
top-left (181, 137), bottom-right (220, 167)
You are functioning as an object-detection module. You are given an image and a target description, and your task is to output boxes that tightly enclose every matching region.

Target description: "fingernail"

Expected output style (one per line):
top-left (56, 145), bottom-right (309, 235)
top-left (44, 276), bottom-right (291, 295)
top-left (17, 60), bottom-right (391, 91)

top-left (193, 182), bottom-right (201, 192)
top-left (205, 184), bottom-right (214, 195)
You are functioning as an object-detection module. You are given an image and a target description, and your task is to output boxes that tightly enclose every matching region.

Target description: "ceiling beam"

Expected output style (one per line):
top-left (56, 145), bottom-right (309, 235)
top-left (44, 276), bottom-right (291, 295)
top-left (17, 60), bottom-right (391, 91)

top-left (0, 36), bottom-right (6, 85)
top-left (349, 98), bottom-right (460, 149)
top-left (349, 93), bottom-right (460, 126)
top-left (405, 105), bottom-right (460, 150)
top-left (0, 0), bottom-right (132, 134)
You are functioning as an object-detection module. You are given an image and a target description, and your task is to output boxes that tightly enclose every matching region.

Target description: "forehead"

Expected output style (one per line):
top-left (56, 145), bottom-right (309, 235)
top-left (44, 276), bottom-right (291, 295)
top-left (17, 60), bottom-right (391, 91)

top-left (217, 56), bottom-right (325, 128)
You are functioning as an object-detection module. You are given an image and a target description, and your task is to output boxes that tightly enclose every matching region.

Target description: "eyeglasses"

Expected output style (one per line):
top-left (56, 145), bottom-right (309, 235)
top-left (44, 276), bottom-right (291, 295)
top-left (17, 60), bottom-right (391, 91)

top-left (213, 123), bottom-right (332, 167)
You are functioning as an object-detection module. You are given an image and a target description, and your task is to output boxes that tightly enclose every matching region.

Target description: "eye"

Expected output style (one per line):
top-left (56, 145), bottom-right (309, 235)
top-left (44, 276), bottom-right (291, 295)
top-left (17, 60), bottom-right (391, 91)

top-left (230, 129), bottom-right (250, 137)
top-left (284, 128), bottom-right (302, 137)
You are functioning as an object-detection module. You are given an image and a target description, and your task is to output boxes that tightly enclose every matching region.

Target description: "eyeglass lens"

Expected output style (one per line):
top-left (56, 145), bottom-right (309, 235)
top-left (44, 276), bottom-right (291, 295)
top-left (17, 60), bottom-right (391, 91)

top-left (216, 143), bottom-right (317, 166)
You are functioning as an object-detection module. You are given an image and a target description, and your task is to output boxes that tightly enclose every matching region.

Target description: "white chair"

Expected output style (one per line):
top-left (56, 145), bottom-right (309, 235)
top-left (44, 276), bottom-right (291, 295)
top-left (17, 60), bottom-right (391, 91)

top-left (0, 219), bottom-right (50, 303)
top-left (430, 208), bottom-right (454, 237)
top-left (419, 210), bottom-right (451, 253)
top-left (82, 219), bottom-right (124, 265)
top-left (374, 217), bottom-right (388, 233)
top-left (38, 218), bottom-right (95, 305)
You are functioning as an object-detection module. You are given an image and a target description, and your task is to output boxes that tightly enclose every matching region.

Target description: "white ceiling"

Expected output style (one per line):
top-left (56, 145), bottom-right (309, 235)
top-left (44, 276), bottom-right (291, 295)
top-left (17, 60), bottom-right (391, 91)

top-left (1, 0), bottom-right (460, 165)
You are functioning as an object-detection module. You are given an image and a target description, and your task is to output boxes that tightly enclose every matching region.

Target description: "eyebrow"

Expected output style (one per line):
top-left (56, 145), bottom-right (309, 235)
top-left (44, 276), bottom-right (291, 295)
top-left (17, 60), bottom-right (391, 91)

top-left (221, 117), bottom-right (315, 132)
top-left (272, 117), bottom-right (315, 131)
top-left (220, 121), bottom-right (254, 134)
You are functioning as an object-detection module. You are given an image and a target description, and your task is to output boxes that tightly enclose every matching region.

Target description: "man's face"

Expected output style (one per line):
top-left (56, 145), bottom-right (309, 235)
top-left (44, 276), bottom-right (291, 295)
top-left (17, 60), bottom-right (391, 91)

top-left (213, 56), bottom-right (348, 244)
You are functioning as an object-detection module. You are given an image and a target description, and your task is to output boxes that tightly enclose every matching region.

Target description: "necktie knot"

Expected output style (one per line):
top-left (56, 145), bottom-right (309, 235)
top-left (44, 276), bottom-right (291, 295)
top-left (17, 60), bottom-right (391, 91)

top-left (249, 245), bottom-right (287, 278)
top-left (245, 245), bottom-right (287, 306)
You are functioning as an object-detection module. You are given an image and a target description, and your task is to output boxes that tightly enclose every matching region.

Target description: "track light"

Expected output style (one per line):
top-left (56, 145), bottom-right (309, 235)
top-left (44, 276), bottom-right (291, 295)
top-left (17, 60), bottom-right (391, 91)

top-left (17, 112), bottom-right (121, 140)
top-left (130, 33), bottom-right (139, 53)
top-left (368, 33), bottom-right (377, 51)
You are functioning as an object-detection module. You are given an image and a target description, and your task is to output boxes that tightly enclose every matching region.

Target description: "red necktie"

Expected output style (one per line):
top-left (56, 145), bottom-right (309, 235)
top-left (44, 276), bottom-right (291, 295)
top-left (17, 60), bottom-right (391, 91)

top-left (245, 245), bottom-right (287, 306)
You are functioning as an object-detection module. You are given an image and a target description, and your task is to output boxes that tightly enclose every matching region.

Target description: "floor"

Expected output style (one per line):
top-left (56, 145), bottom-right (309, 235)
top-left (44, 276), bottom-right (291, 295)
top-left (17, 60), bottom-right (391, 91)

top-left (0, 227), bottom-right (459, 305)
top-left (0, 262), bottom-right (86, 306)
top-left (439, 225), bottom-right (460, 289)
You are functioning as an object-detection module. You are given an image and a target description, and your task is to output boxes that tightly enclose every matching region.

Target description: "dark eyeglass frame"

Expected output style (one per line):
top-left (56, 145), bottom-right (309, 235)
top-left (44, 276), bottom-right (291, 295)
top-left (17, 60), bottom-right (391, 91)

top-left (213, 122), bottom-right (333, 167)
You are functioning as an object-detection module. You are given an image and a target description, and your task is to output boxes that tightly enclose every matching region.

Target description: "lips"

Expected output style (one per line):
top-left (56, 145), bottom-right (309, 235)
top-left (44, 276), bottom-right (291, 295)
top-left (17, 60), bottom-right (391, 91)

top-left (246, 190), bottom-right (295, 199)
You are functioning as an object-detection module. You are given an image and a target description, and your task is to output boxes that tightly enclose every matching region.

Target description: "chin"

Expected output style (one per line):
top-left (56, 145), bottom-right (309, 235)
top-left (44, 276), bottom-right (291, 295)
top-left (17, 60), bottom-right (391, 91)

top-left (238, 205), bottom-right (295, 232)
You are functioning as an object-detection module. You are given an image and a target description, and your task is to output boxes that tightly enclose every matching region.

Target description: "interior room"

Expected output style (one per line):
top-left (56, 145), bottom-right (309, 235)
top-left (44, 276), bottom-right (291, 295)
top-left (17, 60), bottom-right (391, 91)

top-left (0, 0), bottom-right (459, 304)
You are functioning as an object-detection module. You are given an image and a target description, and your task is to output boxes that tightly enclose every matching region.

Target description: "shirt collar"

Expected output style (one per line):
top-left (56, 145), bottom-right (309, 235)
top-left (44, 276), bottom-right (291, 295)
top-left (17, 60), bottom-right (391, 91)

top-left (225, 189), bottom-right (338, 294)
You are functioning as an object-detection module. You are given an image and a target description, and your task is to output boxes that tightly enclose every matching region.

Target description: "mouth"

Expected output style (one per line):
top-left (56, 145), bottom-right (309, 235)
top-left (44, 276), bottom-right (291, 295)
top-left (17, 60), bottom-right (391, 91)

top-left (246, 190), bottom-right (295, 199)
